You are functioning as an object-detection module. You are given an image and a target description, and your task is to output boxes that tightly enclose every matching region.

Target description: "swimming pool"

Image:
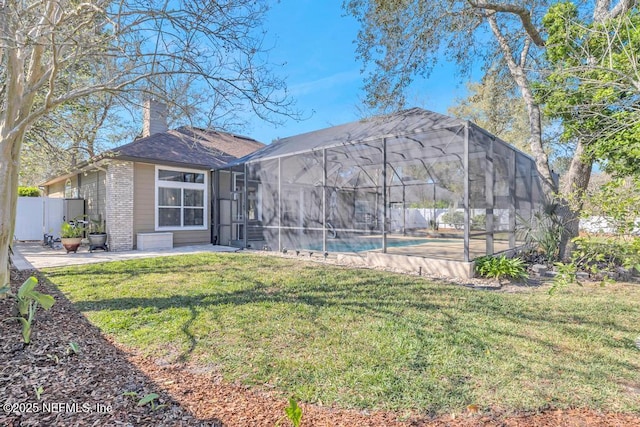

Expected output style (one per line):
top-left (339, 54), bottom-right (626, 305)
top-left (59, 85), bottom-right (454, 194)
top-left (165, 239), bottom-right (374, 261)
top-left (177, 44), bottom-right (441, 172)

top-left (307, 237), bottom-right (460, 253)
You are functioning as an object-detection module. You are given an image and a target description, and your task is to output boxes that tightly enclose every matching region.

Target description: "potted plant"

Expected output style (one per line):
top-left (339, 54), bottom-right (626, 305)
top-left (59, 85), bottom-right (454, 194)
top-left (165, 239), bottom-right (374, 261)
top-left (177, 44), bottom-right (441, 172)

top-left (88, 217), bottom-right (108, 252)
top-left (60, 221), bottom-right (84, 253)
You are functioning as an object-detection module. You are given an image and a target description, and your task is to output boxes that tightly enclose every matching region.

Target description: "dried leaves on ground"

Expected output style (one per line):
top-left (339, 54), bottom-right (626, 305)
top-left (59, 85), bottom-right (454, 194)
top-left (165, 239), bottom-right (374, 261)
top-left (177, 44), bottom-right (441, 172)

top-left (1, 269), bottom-right (639, 426)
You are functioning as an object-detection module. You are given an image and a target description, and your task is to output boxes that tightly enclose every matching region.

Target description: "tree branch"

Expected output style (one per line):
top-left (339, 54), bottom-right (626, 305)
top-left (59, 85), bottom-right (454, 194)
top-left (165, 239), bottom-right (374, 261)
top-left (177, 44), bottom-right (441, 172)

top-left (468, 0), bottom-right (545, 46)
top-left (608, 0), bottom-right (637, 19)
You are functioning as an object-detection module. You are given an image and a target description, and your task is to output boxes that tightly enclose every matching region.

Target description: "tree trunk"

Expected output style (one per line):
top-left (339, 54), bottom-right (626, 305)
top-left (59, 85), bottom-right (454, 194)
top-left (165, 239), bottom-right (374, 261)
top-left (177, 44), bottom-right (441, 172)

top-left (486, 16), bottom-right (557, 196)
top-left (558, 140), bottom-right (593, 260)
top-left (0, 132), bottom-right (22, 287)
top-left (487, 14), bottom-right (591, 259)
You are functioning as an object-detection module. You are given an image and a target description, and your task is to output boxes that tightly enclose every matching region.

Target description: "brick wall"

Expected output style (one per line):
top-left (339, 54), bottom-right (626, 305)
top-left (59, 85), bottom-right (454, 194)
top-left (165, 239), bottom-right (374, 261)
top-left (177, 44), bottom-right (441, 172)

top-left (142, 99), bottom-right (168, 137)
top-left (106, 161), bottom-right (134, 251)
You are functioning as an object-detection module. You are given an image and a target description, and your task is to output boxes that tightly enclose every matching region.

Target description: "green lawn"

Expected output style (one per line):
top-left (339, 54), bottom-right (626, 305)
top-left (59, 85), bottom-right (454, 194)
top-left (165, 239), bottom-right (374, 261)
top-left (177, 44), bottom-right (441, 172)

top-left (44, 253), bottom-right (640, 414)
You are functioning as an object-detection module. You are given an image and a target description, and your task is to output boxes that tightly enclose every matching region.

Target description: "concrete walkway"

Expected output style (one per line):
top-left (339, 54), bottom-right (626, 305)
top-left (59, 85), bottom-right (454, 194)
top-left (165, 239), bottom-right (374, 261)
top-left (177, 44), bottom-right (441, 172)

top-left (11, 242), bottom-right (240, 270)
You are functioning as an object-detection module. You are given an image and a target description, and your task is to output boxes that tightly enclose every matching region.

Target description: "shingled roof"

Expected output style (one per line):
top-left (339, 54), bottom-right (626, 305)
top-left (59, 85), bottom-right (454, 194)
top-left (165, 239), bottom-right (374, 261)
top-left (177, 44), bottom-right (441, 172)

top-left (110, 127), bottom-right (264, 169)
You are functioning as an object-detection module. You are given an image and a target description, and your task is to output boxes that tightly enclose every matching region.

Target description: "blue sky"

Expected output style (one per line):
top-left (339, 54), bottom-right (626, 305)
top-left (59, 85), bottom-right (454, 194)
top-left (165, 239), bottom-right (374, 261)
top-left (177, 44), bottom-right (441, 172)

top-left (245, 0), bottom-right (477, 144)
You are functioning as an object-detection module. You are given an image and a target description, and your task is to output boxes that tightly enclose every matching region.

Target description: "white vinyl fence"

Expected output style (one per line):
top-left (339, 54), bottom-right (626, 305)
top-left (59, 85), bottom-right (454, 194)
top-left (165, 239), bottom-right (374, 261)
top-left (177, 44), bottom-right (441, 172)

top-left (14, 197), bottom-right (64, 241)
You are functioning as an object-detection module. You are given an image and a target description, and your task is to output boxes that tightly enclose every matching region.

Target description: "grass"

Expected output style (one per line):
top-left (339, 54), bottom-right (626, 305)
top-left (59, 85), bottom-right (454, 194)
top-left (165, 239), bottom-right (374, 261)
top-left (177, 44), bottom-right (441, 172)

top-left (43, 253), bottom-right (640, 414)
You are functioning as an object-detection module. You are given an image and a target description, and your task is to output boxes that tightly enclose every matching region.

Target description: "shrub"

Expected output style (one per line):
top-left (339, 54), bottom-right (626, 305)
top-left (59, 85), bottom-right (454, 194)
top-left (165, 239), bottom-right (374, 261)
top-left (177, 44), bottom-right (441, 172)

top-left (549, 236), bottom-right (640, 294)
top-left (572, 236), bottom-right (640, 273)
top-left (475, 255), bottom-right (528, 280)
top-left (441, 211), bottom-right (464, 229)
top-left (517, 199), bottom-right (565, 263)
top-left (409, 200), bottom-right (449, 209)
top-left (580, 177), bottom-right (640, 237)
top-left (18, 186), bottom-right (41, 197)
top-left (471, 214), bottom-right (486, 230)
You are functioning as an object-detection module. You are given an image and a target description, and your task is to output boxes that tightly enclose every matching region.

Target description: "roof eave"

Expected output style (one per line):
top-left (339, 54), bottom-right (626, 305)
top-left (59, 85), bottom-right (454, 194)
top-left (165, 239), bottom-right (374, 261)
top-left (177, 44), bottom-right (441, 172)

top-left (39, 155), bottom-right (110, 186)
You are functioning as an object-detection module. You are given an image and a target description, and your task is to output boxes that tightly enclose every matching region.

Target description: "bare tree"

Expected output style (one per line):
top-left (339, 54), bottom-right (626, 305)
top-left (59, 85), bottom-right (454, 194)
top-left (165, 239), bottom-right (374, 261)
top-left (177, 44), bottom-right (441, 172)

top-left (0, 0), bottom-right (297, 286)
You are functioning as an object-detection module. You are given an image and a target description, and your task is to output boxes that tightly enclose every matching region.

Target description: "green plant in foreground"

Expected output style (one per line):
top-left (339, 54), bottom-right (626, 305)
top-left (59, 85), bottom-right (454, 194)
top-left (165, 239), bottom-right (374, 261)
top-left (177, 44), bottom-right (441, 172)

top-left (68, 341), bottom-right (80, 355)
top-left (123, 391), bottom-right (166, 410)
top-left (137, 393), bottom-right (165, 410)
top-left (34, 386), bottom-right (44, 400)
top-left (3, 277), bottom-right (55, 344)
top-left (276, 397), bottom-right (303, 427)
top-left (124, 391), bottom-right (167, 411)
top-left (475, 255), bottom-right (528, 280)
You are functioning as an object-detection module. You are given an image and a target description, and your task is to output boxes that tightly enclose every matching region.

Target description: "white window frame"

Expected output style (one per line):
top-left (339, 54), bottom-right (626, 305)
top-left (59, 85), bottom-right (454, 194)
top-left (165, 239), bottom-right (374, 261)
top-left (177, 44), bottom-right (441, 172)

top-left (155, 165), bottom-right (208, 231)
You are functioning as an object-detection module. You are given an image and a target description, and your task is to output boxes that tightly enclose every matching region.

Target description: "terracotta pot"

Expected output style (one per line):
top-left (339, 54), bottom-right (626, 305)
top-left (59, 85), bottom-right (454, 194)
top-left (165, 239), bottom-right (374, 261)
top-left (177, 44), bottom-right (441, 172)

top-left (61, 237), bottom-right (82, 253)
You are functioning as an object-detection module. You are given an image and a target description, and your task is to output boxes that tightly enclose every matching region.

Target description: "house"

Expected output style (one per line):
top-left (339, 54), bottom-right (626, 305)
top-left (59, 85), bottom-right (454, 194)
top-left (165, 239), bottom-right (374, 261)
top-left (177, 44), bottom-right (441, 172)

top-left (41, 100), bottom-right (264, 251)
top-left (41, 105), bottom-right (545, 279)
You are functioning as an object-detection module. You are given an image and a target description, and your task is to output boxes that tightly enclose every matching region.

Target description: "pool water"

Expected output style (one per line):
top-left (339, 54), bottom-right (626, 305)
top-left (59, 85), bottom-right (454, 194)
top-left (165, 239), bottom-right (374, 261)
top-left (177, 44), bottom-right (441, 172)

top-left (307, 237), bottom-right (460, 253)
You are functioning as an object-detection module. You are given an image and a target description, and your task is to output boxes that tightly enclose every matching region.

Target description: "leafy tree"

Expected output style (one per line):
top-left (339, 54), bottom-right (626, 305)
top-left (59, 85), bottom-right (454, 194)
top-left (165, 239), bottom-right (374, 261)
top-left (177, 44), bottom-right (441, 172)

top-left (0, 0), bottom-right (297, 287)
top-left (580, 174), bottom-right (640, 237)
top-left (344, 0), bottom-right (636, 259)
top-left (538, 2), bottom-right (640, 177)
top-left (448, 68), bottom-right (530, 153)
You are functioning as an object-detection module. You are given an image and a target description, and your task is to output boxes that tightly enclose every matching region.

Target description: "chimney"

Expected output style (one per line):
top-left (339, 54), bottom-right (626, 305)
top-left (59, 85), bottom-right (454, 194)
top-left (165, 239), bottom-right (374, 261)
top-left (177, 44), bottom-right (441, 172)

top-left (142, 98), bottom-right (168, 137)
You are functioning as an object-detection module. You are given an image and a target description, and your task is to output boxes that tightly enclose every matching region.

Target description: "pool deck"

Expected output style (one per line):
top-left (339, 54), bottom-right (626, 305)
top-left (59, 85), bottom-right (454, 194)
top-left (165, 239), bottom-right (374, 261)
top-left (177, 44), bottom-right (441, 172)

top-left (318, 234), bottom-right (512, 262)
top-left (11, 242), bottom-right (240, 270)
top-left (12, 235), bottom-right (513, 280)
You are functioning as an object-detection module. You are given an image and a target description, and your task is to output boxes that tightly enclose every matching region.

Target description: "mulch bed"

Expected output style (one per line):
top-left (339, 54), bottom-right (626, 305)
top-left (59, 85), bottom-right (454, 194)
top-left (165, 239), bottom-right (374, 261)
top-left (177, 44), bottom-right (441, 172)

top-left (2, 268), bottom-right (639, 426)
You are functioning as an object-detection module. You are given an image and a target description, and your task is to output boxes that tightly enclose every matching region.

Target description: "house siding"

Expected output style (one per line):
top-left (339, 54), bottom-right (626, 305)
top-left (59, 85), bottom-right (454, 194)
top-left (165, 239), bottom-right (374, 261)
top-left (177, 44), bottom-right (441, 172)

top-left (47, 176), bottom-right (78, 198)
top-left (133, 162), bottom-right (211, 248)
top-left (78, 170), bottom-right (106, 224)
top-left (47, 181), bottom-right (66, 198)
top-left (133, 163), bottom-right (155, 237)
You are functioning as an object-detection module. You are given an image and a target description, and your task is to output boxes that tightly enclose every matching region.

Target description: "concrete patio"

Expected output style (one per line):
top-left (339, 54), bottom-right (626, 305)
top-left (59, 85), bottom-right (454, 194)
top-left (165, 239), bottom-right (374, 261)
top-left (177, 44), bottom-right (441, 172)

top-left (11, 242), bottom-right (240, 270)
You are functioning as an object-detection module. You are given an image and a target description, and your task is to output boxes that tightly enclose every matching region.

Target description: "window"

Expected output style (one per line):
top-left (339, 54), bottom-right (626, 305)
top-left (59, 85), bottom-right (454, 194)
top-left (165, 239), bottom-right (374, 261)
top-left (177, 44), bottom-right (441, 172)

top-left (64, 178), bottom-right (77, 198)
top-left (156, 166), bottom-right (207, 230)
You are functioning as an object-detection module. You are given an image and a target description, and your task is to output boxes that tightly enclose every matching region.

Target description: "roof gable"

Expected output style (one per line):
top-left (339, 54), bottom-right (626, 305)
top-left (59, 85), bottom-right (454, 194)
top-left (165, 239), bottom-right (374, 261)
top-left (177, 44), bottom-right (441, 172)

top-left (110, 127), bottom-right (264, 168)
